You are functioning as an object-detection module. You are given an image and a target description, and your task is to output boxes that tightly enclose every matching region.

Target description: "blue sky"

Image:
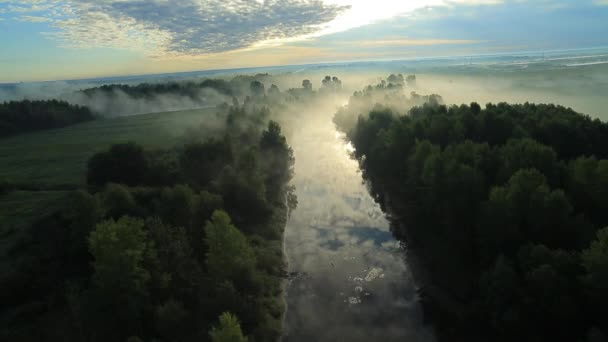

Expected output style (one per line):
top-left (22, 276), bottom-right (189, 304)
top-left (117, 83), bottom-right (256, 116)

top-left (1, 0), bottom-right (607, 82)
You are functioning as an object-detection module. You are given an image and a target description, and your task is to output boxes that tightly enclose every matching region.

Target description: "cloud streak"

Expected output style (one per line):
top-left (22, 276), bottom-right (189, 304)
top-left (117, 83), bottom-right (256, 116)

top-left (3, 0), bottom-right (605, 59)
top-left (4, 0), bottom-right (348, 56)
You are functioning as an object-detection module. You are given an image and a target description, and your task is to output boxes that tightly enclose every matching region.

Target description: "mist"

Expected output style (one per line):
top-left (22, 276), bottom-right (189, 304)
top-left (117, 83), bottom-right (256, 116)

top-left (4, 53), bottom-right (608, 341)
top-left (4, 55), bottom-right (606, 121)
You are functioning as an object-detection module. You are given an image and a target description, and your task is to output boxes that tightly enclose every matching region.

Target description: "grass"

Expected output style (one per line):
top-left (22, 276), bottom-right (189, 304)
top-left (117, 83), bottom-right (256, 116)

top-left (0, 108), bottom-right (214, 187)
top-left (0, 108), bottom-right (214, 259)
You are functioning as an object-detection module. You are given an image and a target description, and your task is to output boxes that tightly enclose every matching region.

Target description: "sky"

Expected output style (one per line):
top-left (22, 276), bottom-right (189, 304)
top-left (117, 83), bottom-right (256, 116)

top-left (1, 0), bottom-right (608, 82)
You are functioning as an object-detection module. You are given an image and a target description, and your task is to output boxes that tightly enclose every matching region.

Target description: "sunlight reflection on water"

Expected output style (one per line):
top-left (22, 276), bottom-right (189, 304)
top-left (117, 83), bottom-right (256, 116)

top-left (282, 103), bottom-right (435, 342)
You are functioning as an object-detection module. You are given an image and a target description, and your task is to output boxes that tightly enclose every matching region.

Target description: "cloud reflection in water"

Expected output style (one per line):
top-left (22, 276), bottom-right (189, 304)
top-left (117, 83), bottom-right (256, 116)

top-left (283, 103), bottom-right (435, 341)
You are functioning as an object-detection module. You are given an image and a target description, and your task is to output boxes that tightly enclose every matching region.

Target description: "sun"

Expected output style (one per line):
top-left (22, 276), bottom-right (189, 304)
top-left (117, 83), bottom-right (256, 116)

top-left (320, 0), bottom-right (445, 34)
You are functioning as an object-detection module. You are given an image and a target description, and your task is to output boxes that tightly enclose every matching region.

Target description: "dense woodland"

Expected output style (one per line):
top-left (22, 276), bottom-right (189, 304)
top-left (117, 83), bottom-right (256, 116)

top-left (0, 100), bottom-right (94, 137)
top-left (335, 80), bottom-right (608, 341)
top-left (1, 80), bottom-right (299, 341)
top-left (5, 72), bottom-right (607, 341)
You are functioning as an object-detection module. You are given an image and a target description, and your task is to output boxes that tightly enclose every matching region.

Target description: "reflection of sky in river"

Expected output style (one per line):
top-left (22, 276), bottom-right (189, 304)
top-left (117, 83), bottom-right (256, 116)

top-left (283, 104), bottom-right (435, 341)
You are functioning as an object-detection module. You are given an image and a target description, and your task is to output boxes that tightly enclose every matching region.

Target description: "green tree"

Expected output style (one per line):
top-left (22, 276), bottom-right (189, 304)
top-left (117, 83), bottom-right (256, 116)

top-left (87, 217), bottom-right (152, 339)
top-left (481, 169), bottom-right (576, 250)
top-left (209, 312), bottom-right (247, 342)
top-left (260, 121), bottom-right (294, 203)
top-left (101, 183), bottom-right (137, 219)
top-left (302, 79), bottom-right (312, 91)
top-left (64, 190), bottom-right (104, 257)
top-left (268, 84), bottom-right (280, 95)
top-left (582, 227), bottom-right (608, 320)
top-left (155, 299), bottom-right (189, 340)
top-left (250, 81), bottom-right (265, 97)
top-left (157, 185), bottom-right (196, 228)
top-left (205, 211), bottom-right (256, 285)
top-left (87, 142), bottom-right (148, 187)
top-left (498, 139), bottom-right (560, 185)
top-left (481, 255), bottom-right (522, 333)
top-left (179, 140), bottom-right (233, 188)
top-left (147, 218), bottom-right (202, 298)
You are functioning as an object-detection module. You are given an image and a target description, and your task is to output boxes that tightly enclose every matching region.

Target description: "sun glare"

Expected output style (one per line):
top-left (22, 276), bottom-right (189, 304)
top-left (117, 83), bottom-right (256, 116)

top-left (321, 0), bottom-right (444, 34)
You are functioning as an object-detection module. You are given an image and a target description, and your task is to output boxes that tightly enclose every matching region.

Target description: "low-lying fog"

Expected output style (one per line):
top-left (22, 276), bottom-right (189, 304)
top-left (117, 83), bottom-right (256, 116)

top-left (281, 99), bottom-right (434, 341)
top-left (2, 54), bottom-right (607, 120)
top-left (2, 51), bottom-right (606, 341)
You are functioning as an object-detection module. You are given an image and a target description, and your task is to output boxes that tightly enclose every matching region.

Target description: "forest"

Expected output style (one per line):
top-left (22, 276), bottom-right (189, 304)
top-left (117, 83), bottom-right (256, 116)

top-left (335, 80), bottom-right (608, 341)
top-left (0, 79), bottom-right (301, 341)
top-left (81, 79), bottom-right (236, 99)
top-left (0, 100), bottom-right (94, 137)
top-left (4, 71), bottom-right (608, 341)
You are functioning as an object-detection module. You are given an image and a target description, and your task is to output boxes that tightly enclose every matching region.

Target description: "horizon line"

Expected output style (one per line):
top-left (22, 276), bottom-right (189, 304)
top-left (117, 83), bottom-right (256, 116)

top-left (3, 45), bottom-right (608, 85)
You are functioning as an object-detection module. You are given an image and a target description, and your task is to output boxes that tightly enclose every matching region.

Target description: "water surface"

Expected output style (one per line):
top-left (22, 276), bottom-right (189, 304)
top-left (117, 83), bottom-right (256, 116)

top-left (282, 104), bottom-right (435, 341)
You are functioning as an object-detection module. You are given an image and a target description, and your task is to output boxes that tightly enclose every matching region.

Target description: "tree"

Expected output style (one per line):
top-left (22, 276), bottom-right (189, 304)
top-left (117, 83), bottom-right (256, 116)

top-left (567, 157), bottom-right (608, 225)
top-left (482, 169), bottom-right (575, 249)
top-left (498, 139), bottom-right (559, 185)
top-left (302, 79), bottom-right (312, 91)
top-left (0, 100), bottom-right (94, 137)
top-left (157, 185), bottom-right (196, 228)
top-left (481, 255), bottom-right (521, 333)
top-left (155, 299), bottom-right (189, 340)
top-left (87, 216), bottom-right (153, 339)
top-left (582, 227), bottom-right (608, 304)
top-left (268, 84), bottom-right (280, 95)
top-left (260, 121), bottom-right (294, 203)
top-left (209, 312), bottom-right (247, 342)
top-left (87, 142), bottom-right (148, 187)
top-left (406, 74), bottom-right (416, 87)
top-left (147, 218), bottom-right (202, 298)
top-left (64, 190), bottom-right (104, 258)
top-left (205, 211), bottom-right (256, 287)
top-left (179, 140), bottom-right (233, 188)
top-left (387, 74), bottom-right (404, 85)
top-left (89, 216), bottom-right (151, 296)
top-left (101, 183), bottom-right (137, 219)
top-left (193, 190), bottom-right (224, 230)
top-left (250, 81), bottom-right (265, 97)
top-left (321, 76), bottom-right (342, 91)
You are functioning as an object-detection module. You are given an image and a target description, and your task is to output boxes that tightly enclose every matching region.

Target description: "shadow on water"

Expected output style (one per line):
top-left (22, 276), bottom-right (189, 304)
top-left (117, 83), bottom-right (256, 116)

top-left (282, 102), bottom-right (435, 342)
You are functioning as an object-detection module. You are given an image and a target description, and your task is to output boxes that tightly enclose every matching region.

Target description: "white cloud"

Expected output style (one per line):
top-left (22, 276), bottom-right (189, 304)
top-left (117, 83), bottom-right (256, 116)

top-left (3, 0), bottom-right (508, 56)
top-left (319, 0), bottom-right (503, 35)
top-left (17, 15), bottom-right (51, 22)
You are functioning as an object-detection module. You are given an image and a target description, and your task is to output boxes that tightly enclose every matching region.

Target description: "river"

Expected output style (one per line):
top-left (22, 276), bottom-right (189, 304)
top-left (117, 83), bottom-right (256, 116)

top-left (282, 102), bottom-right (435, 341)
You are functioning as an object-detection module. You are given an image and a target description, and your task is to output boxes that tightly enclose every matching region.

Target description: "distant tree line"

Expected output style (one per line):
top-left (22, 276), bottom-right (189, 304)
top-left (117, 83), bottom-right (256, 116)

top-left (1, 100), bottom-right (296, 341)
top-left (81, 79), bottom-right (235, 99)
top-left (337, 95), bottom-right (608, 341)
top-left (0, 100), bottom-right (94, 137)
top-left (334, 75), bottom-right (441, 134)
top-left (80, 74), bottom-right (276, 102)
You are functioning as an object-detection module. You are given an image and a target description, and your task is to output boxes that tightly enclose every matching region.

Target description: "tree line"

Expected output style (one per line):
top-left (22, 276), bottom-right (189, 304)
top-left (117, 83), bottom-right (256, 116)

top-left (81, 79), bottom-right (235, 100)
top-left (1, 99), bottom-right (296, 341)
top-left (0, 100), bottom-right (94, 137)
top-left (336, 89), bottom-right (608, 341)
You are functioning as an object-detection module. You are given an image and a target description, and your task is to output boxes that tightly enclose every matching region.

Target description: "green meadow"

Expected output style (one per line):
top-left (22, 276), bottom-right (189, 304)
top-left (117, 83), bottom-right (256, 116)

top-left (0, 108), bottom-right (213, 246)
top-left (0, 108), bottom-right (213, 188)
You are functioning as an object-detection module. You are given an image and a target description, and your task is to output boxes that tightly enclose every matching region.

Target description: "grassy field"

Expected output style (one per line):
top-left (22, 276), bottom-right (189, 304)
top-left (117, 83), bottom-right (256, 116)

top-left (0, 108), bottom-right (214, 187)
top-left (0, 108), bottom-right (215, 254)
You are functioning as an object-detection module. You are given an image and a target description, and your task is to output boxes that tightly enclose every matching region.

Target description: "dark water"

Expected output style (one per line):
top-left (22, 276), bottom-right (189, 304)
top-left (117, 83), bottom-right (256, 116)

top-left (282, 107), bottom-right (435, 341)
